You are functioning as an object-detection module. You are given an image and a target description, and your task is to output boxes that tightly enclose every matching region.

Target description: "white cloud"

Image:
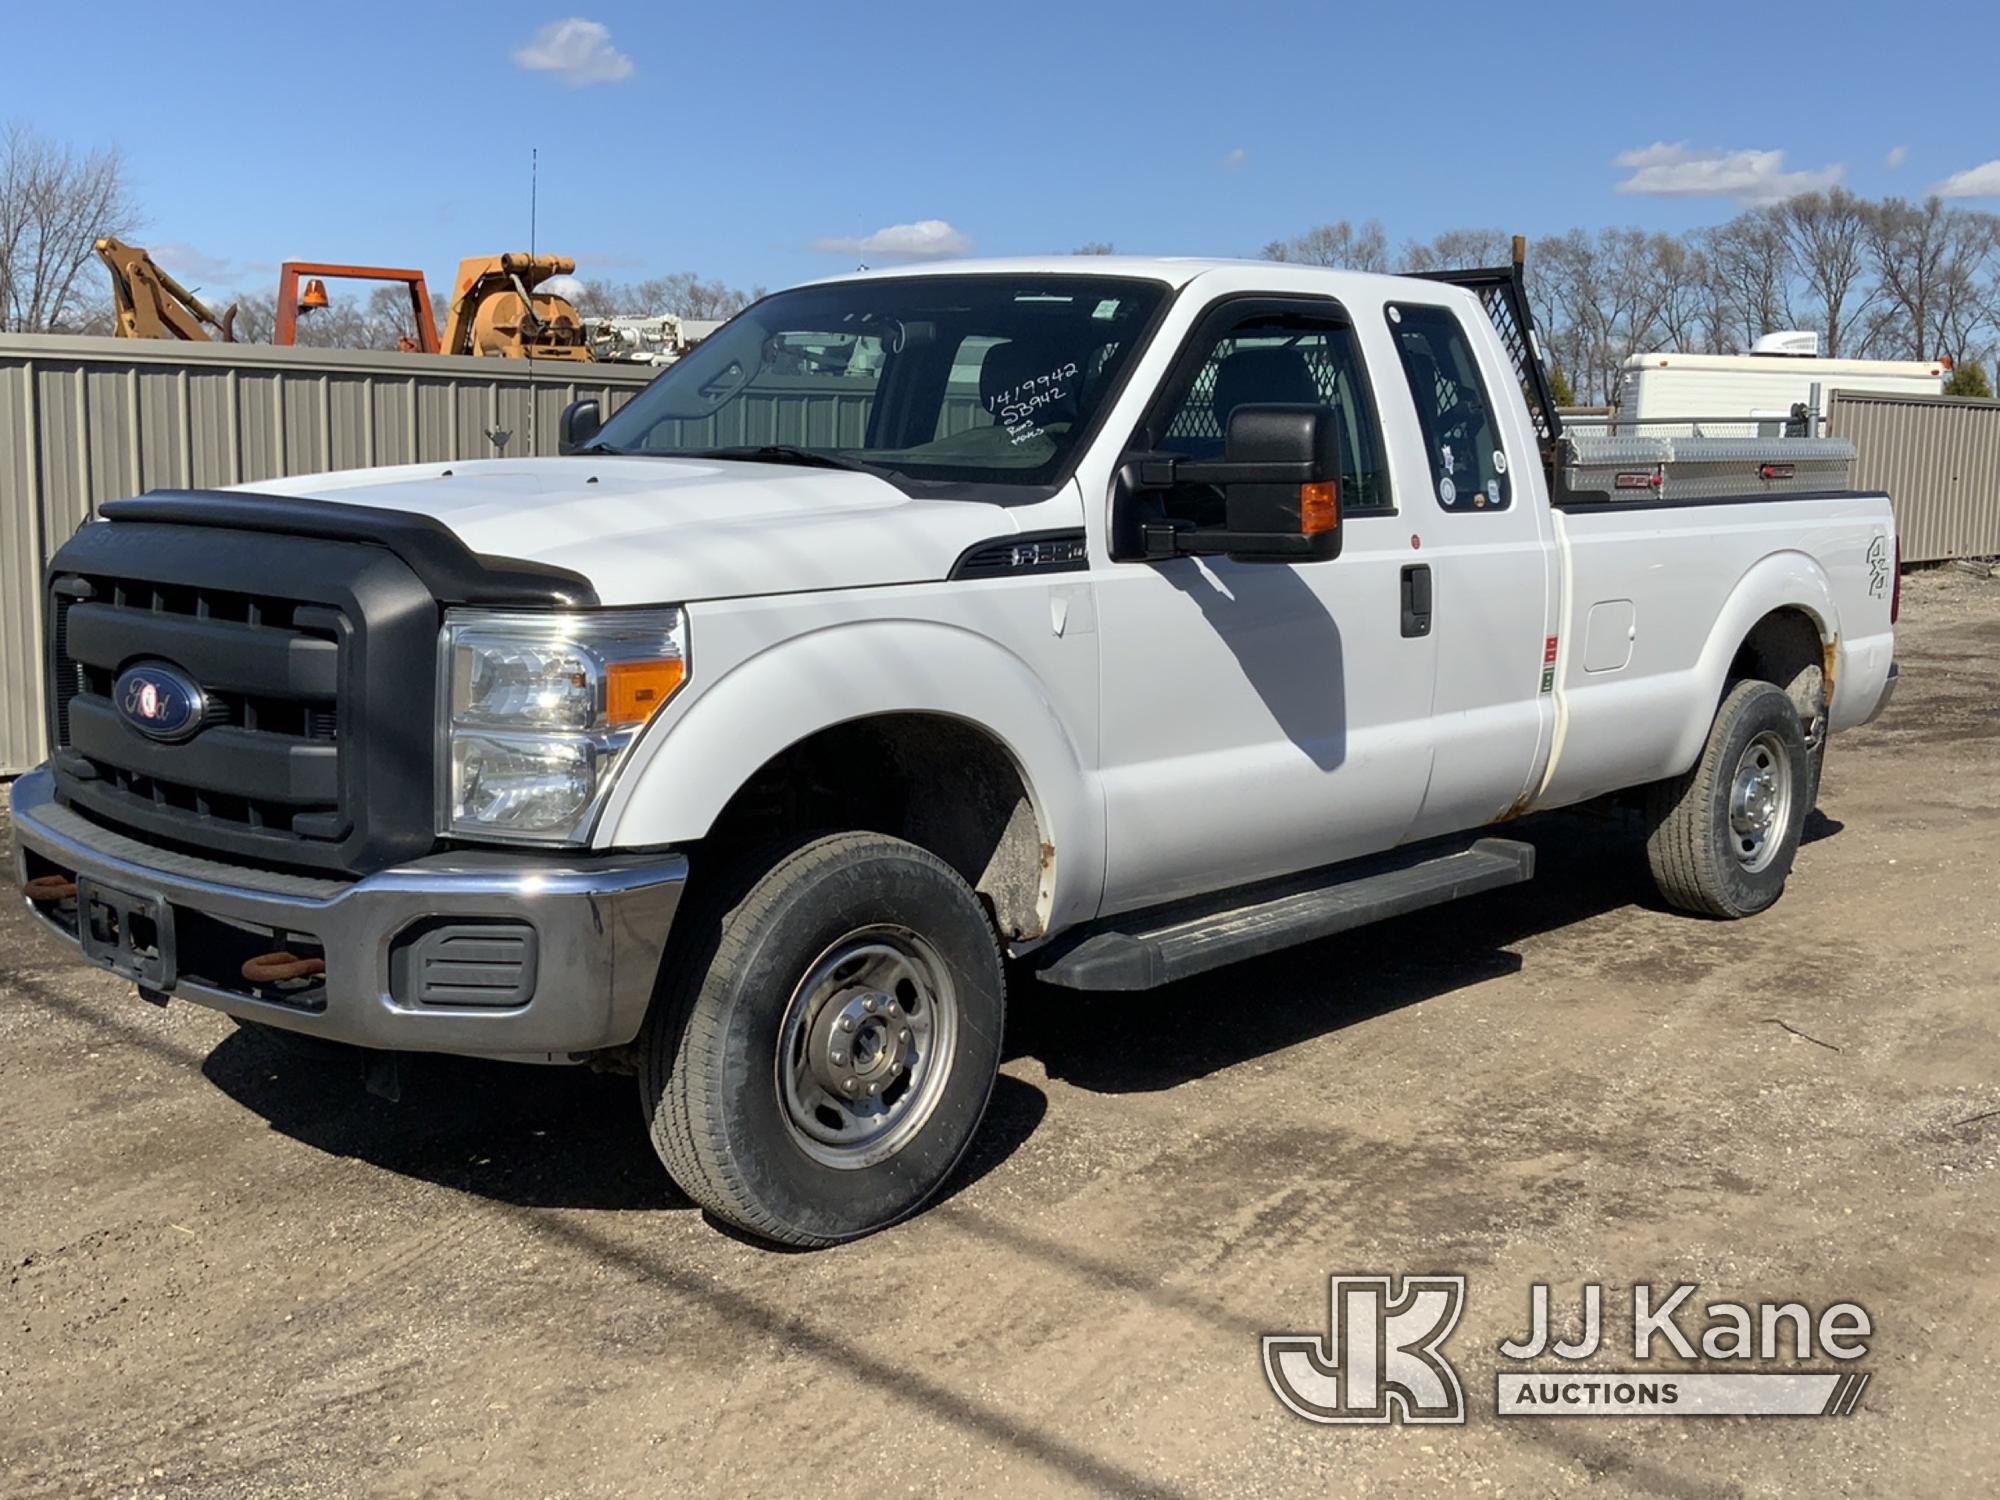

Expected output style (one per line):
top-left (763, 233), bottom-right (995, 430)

top-left (149, 241), bottom-right (241, 286)
top-left (1222, 147), bottom-right (1248, 171)
top-left (146, 242), bottom-right (276, 292)
top-left (812, 220), bottom-right (974, 261)
top-left (1612, 142), bottom-right (1842, 204)
top-left (1885, 145), bottom-right (1910, 170)
top-left (512, 18), bottom-right (634, 86)
top-left (1933, 159), bottom-right (2000, 198)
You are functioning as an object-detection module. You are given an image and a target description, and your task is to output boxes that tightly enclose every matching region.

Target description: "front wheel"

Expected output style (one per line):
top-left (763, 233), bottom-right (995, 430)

top-left (640, 833), bottom-right (1005, 1246)
top-left (1644, 679), bottom-right (1811, 918)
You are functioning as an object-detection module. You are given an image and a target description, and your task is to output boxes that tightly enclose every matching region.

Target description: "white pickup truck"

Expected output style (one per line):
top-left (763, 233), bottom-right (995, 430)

top-left (12, 251), bottom-right (1898, 1245)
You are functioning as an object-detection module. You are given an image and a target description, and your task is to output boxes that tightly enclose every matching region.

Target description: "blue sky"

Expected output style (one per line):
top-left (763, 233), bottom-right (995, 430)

top-left (11, 0), bottom-right (1999, 301)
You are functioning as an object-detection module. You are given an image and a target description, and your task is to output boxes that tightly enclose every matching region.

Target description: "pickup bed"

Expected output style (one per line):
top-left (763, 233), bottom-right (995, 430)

top-left (12, 251), bottom-right (1898, 1245)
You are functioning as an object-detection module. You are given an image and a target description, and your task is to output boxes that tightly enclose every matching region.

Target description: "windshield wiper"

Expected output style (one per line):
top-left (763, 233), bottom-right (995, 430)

top-left (688, 444), bottom-right (883, 475)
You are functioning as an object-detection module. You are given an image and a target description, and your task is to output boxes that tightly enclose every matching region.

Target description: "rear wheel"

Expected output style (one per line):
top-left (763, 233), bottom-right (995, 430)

top-left (640, 833), bottom-right (1005, 1246)
top-left (1644, 680), bottom-right (1811, 918)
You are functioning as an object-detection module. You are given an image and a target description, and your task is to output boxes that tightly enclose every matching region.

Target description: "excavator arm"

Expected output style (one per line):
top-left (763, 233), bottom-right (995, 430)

top-left (95, 238), bottom-right (236, 341)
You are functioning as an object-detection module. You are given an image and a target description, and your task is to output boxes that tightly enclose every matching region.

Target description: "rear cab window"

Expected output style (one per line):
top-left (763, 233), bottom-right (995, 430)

top-left (1385, 302), bottom-right (1511, 512)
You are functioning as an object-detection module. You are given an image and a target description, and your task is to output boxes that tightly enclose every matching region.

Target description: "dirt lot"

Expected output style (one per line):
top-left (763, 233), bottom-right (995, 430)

top-left (3, 569), bottom-right (1997, 1498)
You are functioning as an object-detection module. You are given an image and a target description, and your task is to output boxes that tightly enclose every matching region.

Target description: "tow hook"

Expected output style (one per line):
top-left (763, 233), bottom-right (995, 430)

top-left (25, 874), bottom-right (77, 905)
top-left (241, 951), bottom-right (327, 984)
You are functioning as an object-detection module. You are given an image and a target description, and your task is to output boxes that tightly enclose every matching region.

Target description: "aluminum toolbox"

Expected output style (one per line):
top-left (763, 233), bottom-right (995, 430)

top-left (1558, 432), bottom-right (1856, 505)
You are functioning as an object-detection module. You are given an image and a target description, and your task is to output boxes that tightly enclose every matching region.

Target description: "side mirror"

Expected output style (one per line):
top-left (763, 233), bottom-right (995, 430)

top-left (558, 397), bottom-right (602, 456)
top-left (1121, 404), bottom-right (1343, 563)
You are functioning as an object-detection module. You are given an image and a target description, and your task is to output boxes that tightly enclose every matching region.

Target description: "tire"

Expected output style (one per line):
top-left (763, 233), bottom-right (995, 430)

top-left (1644, 679), bottom-right (1812, 918)
top-left (640, 832), bottom-right (1005, 1247)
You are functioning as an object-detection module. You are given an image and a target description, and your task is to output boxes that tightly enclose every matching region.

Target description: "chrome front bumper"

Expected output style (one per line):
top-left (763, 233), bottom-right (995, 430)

top-left (9, 768), bottom-right (685, 1059)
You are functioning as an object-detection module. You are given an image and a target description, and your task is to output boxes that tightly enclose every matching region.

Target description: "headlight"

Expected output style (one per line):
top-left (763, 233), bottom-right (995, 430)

top-left (440, 607), bottom-right (687, 844)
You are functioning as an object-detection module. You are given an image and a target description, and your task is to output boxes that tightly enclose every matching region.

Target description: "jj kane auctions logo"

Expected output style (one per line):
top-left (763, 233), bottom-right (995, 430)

top-left (1264, 1277), bottom-right (1872, 1423)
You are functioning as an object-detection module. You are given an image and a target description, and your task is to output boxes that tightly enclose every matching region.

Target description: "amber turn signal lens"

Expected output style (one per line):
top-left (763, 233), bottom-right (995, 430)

top-left (605, 658), bottom-right (686, 725)
top-left (1299, 481), bottom-right (1339, 535)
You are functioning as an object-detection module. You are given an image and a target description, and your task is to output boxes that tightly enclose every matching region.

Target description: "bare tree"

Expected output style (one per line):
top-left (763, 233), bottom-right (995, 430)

top-left (0, 123), bottom-right (139, 332)
top-left (1071, 241), bottom-right (1115, 256)
top-left (1703, 211), bottom-right (1796, 352)
top-left (640, 272), bottom-right (759, 320)
top-left (1249, 197), bottom-right (2000, 390)
top-left (1530, 228), bottom-right (1610, 400)
top-left (574, 271), bottom-right (759, 321)
top-left (230, 291), bottom-right (276, 344)
top-left (226, 286), bottom-right (422, 350)
top-left (1864, 196), bottom-right (1954, 359)
top-left (1262, 219), bottom-right (1389, 273)
top-left (1860, 197), bottom-right (2000, 362)
top-left (1649, 233), bottom-right (1713, 353)
top-left (1397, 228), bottom-right (1509, 273)
top-left (1775, 189), bottom-right (1874, 358)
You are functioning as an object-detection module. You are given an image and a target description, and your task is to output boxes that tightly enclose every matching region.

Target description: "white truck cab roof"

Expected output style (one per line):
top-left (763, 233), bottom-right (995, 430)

top-left (808, 255), bottom-right (1464, 306)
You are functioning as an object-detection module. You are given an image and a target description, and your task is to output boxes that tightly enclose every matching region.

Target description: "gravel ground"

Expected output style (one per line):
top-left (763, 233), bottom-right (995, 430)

top-left (3, 568), bottom-right (1996, 1498)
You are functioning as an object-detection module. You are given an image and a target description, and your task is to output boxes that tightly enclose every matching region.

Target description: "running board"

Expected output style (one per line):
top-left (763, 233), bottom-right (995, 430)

top-left (1033, 837), bottom-right (1536, 992)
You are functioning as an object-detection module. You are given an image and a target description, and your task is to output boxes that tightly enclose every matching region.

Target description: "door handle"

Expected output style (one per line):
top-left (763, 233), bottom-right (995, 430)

top-left (1401, 564), bottom-right (1432, 638)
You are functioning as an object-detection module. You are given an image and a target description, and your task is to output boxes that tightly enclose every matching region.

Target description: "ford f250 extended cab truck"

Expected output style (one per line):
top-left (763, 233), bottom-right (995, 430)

top-left (12, 249), bottom-right (1899, 1245)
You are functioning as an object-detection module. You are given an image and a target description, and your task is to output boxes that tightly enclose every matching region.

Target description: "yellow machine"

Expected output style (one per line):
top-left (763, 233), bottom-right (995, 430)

top-left (441, 253), bottom-right (591, 360)
top-left (94, 238), bottom-right (237, 341)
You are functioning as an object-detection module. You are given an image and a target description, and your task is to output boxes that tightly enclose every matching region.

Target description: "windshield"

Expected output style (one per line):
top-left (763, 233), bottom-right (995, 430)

top-left (588, 274), bottom-right (1170, 497)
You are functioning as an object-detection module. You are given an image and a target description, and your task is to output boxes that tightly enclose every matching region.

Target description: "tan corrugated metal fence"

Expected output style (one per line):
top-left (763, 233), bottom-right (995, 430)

top-left (1, 335), bottom-right (655, 775)
top-left (1826, 390), bottom-right (2000, 565)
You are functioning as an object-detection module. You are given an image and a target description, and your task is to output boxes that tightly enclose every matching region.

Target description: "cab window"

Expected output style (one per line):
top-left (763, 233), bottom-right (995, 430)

top-left (1385, 302), bottom-right (1511, 512)
top-left (1152, 314), bottom-right (1391, 516)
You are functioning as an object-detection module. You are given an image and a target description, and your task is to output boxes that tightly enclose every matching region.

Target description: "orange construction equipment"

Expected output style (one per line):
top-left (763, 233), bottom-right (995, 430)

top-left (95, 238), bottom-right (237, 341)
top-left (275, 262), bottom-right (439, 353)
top-left (441, 253), bottom-right (591, 360)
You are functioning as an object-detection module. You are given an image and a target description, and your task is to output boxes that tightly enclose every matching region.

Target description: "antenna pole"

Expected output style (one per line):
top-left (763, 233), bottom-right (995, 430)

top-left (527, 147), bottom-right (538, 454)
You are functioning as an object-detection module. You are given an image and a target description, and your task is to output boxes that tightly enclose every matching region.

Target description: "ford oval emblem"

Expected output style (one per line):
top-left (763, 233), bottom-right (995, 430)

top-left (114, 663), bottom-right (206, 742)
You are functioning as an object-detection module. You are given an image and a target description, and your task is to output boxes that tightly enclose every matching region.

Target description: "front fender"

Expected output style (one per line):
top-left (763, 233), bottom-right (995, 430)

top-left (594, 618), bottom-right (1102, 934)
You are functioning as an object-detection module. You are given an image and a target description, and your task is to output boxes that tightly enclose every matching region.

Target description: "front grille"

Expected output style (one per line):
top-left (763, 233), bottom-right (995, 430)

top-left (53, 577), bottom-right (346, 846)
top-left (45, 515), bottom-right (445, 876)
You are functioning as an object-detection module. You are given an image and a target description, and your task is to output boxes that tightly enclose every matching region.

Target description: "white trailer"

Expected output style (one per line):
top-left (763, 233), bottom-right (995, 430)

top-left (1615, 334), bottom-right (1947, 434)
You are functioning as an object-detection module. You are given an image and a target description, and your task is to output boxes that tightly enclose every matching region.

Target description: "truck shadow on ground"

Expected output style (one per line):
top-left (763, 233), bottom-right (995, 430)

top-left (1006, 807), bottom-right (1837, 1094)
top-left (199, 806), bottom-right (1840, 1212)
top-left (199, 1033), bottom-right (1048, 1216)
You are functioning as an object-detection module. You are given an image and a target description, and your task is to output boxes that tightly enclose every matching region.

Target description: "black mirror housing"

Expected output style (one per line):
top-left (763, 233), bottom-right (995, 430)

top-left (558, 397), bottom-right (602, 456)
top-left (1123, 403), bottom-right (1344, 563)
top-left (1221, 406), bottom-right (1341, 560)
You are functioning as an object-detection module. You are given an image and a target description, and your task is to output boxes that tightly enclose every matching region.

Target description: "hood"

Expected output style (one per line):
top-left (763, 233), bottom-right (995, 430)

top-left (241, 457), bottom-right (1021, 605)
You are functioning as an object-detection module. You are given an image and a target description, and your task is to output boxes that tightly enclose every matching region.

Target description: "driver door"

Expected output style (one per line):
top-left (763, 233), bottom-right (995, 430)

top-left (1092, 296), bottom-right (1440, 916)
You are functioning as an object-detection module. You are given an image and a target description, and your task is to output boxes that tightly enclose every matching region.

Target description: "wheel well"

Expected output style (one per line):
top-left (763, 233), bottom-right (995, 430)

top-left (1730, 608), bottom-right (1830, 733)
top-left (703, 714), bottom-right (1052, 941)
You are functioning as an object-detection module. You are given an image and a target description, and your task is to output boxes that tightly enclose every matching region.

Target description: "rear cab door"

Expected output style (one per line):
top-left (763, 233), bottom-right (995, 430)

top-left (1373, 291), bottom-right (1561, 837)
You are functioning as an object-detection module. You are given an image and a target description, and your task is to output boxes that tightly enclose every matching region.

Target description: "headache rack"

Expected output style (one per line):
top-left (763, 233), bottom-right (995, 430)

top-left (1411, 235), bottom-right (1565, 472)
top-left (1417, 237), bottom-right (1857, 506)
